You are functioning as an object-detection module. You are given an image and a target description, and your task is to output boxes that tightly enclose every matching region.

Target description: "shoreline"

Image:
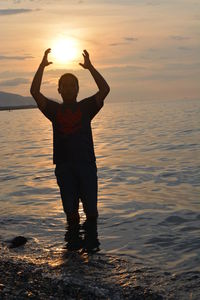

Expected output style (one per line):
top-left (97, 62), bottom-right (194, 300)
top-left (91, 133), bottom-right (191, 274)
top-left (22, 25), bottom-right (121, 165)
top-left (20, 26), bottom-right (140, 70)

top-left (1, 242), bottom-right (200, 300)
top-left (0, 257), bottom-right (162, 300)
top-left (0, 242), bottom-right (165, 300)
top-left (0, 105), bottom-right (37, 111)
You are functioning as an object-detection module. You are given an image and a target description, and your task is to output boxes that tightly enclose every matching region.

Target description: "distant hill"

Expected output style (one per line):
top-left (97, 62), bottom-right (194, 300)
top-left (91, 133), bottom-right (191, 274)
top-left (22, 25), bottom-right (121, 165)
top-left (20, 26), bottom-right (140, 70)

top-left (0, 91), bottom-right (36, 110)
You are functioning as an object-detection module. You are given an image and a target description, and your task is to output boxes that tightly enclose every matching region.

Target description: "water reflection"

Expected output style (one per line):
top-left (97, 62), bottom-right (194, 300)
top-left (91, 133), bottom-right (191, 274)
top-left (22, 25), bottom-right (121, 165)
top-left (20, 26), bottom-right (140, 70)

top-left (64, 219), bottom-right (100, 254)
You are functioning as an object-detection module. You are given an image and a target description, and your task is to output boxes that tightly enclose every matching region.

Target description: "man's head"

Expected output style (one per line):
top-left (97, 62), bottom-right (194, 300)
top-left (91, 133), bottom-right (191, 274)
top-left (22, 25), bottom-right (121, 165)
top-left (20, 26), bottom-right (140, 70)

top-left (58, 73), bottom-right (79, 103)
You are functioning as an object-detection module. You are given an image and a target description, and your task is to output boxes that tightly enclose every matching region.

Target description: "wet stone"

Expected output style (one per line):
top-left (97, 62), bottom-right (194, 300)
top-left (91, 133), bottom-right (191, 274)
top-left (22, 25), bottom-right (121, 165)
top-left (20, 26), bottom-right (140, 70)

top-left (9, 236), bottom-right (28, 248)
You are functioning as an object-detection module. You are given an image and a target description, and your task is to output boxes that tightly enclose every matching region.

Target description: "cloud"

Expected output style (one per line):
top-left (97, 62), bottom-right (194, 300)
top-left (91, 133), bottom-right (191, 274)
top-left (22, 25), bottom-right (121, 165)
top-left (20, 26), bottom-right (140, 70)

top-left (165, 62), bottom-right (200, 71)
top-left (109, 42), bottom-right (124, 46)
top-left (124, 37), bottom-right (138, 42)
top-left (110, 36), bottom-right (138, 46)
top-left (146, 1), bottom-right (161, 6)
top-left (0, 9), bottom-right (34, 15)
top-left (80, 0), bottom-right (134, 4)
top-left (0, 54), bottom-right (34, 60)
top-left (0, 78), bottom-right (30, 87)
top-left (177, 46), bottom-right (192, 51)
top-left (9, 0), bottom-right (83, 4)
top-left (193, 15), bottom-right (200, 20)
top-left (0, 70), bottom-right (33, 79)
top-left (170, 35), bottom-right (191, 41)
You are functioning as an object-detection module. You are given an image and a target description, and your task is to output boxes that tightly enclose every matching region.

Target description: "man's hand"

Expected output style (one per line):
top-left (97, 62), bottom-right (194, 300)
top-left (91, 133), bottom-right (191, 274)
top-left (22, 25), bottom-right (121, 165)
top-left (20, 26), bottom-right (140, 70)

top-left (79, 49), bottom-right (110, 109)
top-left (41, 48), bottom-right (53, 67)
top-left (30, 48), bottom-right (53, 111)
top-left (79, 50), bottom-right (92, 69)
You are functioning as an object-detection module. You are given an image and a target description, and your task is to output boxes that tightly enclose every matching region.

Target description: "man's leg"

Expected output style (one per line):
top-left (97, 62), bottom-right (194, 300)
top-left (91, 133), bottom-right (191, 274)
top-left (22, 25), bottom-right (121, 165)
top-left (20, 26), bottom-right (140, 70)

top-left (82, 217), bottom-right (100, 253)
top-left (55, 163), bottom-right (82, 250)
top-left (78, 162), bottom-right (100, 252)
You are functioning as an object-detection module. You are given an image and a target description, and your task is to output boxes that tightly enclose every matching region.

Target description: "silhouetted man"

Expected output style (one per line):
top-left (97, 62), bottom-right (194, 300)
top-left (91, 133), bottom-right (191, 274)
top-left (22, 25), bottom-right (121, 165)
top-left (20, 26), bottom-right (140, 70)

top-left (30, 49), bottom-right (110, 252)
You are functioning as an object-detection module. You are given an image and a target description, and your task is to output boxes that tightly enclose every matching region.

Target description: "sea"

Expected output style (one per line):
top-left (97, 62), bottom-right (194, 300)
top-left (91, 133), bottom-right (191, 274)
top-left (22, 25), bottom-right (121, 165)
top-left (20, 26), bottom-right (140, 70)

top-left (0, 99), bottom-right (200, 299)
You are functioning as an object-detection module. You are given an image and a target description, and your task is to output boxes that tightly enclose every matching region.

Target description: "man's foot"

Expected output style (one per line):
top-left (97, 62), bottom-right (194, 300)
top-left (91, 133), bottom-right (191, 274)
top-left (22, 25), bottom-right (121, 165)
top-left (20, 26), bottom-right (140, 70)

top-left (82, 239), bottom-right (100, 254)
top-left (66, 237), bottom-right (83, 251)
top-left (82, 219), bottom-right (100, 253)
top-left (65, 223), bottom-right (83, 251)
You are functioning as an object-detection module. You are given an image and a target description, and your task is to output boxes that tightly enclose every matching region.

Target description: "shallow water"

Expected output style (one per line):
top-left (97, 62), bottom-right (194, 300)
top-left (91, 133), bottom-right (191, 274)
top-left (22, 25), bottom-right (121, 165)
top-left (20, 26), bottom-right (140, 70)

top-left (0, 99), bottom-right (200, 279)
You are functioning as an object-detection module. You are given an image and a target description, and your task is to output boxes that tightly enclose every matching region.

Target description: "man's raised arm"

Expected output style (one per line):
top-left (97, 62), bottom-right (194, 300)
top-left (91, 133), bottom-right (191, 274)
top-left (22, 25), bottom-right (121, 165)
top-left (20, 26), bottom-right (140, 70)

top-left (30, 48), bottom-right (52, 111)
top-left (79, 50), bottom-right (110, 108)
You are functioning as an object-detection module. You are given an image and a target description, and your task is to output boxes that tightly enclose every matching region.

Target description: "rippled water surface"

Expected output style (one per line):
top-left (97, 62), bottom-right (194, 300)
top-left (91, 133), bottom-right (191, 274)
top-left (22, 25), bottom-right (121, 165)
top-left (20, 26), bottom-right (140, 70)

top-left (0, 99), bottom-right (200, 275)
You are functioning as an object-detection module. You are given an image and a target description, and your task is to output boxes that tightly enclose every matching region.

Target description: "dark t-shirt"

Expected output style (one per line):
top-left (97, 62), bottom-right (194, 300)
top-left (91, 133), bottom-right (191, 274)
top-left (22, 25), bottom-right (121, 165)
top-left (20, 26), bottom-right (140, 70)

top-left (41, 95), bottom-right (103, 164)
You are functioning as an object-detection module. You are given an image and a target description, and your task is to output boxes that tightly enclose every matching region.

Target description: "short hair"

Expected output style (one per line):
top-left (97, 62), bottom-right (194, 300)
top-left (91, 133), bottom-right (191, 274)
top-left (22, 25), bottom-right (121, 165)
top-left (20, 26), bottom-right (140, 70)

top-left (58, 73), bottom-right (79, 93)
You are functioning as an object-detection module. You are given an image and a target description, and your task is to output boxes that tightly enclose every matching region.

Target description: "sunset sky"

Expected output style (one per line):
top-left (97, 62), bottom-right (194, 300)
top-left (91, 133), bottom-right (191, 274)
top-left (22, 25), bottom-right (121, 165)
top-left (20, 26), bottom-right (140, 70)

top-left (0, 0), bottom-right (200, 102)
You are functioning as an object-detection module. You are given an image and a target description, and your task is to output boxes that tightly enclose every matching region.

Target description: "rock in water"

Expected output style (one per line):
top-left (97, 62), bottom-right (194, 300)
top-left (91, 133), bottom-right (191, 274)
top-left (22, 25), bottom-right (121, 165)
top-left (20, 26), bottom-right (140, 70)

top-left (9, 236), bottom-right (27, 248)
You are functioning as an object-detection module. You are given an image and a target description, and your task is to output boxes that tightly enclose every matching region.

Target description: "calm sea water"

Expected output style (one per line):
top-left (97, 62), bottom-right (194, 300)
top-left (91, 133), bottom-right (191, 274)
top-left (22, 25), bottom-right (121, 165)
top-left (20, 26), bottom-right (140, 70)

top-left (0, 99), bottom-right (200, 277)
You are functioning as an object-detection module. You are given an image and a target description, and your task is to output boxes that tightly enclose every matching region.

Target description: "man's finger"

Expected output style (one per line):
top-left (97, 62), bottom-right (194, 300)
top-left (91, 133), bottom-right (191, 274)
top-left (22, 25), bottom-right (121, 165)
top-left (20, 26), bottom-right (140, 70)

top-left (44, 48), bottom-right (51, 56)
top-left (83, 49), bottom-right (89, 56)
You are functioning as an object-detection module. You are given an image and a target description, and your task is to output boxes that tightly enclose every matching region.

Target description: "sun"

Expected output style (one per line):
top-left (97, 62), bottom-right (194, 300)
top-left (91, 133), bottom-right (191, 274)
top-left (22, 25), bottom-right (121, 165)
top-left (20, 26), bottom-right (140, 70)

top-left (51, 38), bottom-right (78, 64)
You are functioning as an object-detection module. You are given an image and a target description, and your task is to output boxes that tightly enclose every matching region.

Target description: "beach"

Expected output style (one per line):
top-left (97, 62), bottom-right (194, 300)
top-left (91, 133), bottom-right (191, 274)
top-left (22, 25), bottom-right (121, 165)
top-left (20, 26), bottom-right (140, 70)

top-left (2, 241), bottom-right (199, 300)
top-left (0, 241), bottom-right (164, 300)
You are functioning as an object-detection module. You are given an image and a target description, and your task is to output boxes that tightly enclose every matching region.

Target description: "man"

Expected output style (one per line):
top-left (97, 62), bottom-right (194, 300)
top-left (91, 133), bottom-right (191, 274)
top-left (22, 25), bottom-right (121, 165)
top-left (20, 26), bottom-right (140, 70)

top-left (30, 48), bottom-right (110, 252)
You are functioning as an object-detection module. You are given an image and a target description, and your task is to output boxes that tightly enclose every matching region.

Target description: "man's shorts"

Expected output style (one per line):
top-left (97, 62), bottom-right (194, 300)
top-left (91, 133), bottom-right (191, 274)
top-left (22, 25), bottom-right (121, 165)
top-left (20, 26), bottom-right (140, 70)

top-left (55, 161), bottom-right (98, 217)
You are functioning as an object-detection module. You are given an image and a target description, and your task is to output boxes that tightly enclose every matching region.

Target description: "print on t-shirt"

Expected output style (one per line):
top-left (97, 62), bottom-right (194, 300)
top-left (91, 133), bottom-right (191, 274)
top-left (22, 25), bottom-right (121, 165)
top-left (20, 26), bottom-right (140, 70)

top-left (56, 106), bottom-right (83, 135)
